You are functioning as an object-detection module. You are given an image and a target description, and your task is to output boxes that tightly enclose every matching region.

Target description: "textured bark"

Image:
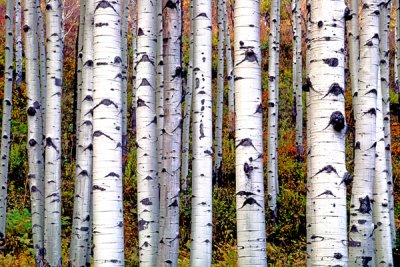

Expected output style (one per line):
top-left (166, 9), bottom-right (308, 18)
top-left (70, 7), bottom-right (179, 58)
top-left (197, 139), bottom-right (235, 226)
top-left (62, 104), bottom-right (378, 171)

top-left (37, 0), bottom-right (47, 131)
top-left (157, 1), bottom-right (182, 266)
top-left (349, 0), bottom-right (380, 265)
top-left (181, 0), bottom-right (194, 195)
top-left (44, 0), bottom-right (64, 264)
top-left (15, 0), bottom-right (22, 95)
top-left (0, 0), bottom-right (14, 249)
top-left (274, 0), bottom-right (281, 196)
top-left (75, 0), bottom-right (85, 146)
top-left (214, 0), bottom-right (225, 186)
top-left (292, 0), bottom-right (302, 157)
top-left (234, 0), bottom-right (267, 265)
top-left (131, 0), bottom-right (137, 133)
top-left (308, 1), bottom-right (348, 265)
top-left (69, 0), bottom-right (94, 264)
top-left (135, 0), bottom-right (159, 265)
top-left (267, 0), bottom-right (280, 221)
top-left (92, 0), bottom-right (124, 265)
top-left (189, 0), bottom-right (213, 265)
top-left (373, 72), bottom-right (393, 266)
top-left (395, 0), bottom-right (400, 244)
top-left (121, 0), bottom-right (129, 164)
top-left (348, 0), bottom-right (359, 112)
top-left (24, 0), bottom-right (45, 263)
top-left (224, 0), bottom-right (234, 129)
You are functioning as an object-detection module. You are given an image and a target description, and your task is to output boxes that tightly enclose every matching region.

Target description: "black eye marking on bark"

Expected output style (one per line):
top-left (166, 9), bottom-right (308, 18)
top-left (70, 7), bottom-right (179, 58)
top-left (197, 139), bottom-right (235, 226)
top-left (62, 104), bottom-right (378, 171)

top-left (137, 98), bottom-right (150, 108)
top-left (344, 7), bottom-right (352, 21)
top-left (355, 141), bottom-right (360, 149)
top-left (243, 162), bottom-right (254, 179)
top-left (322, 58), bottom-right (339, 67)
top-left (313, 165), bottom-right (339, 177)
top-left (5, 100), bottom-right (11, 106)
top-left (317, 21), bottom-right (323, 28)
top-left (204, 150), bottom-right (212, 156)
top-left (45, 4), bottom-right (52, 10)
top-left (31, 186), bottom-right (41, 194)
top-left (255, 104), bottom-right (263, 114)
top-left (171, 119), bottom-right (183, 133)
top-left (339, 172), bottom-right (353, 186)
top-left (92, 99), bottom-right (118, 112)
top-left (168, 199), bottom-right (178, 207)
top-left (93, 185), bottom-right (106, 191)
top-left (362, 108), bottom-right (376, 116)
top-left (138, 219), bottom-right (150, 231)
top-left (27, 106), bottom-right (36, 116)
top-left (316, 190), bottom-right (336, 197)
top-left (237, 49), bottom-right (258, 65)
top-left (138, 78), bottom-right (152, 88)
top-left (302, 77), bottom-right (316, 92)
top-left (196, 12), bottom-right (209, 18)
top-left (357, 195), bottom-right (372, 214)
top-left (199, 123), bottom-right (205, 139)
top-left (239, 197), bottom-right (262, 209)
top-left (78, 170), bottom-right (89, 177)
top-left (310, 235), bottom-right (324, 241)
top-left (361, 257), bottom-right (373, 267)
top-left (165, 0), bottom-right (177, 9)
top-left (54, 77), bottom-right (62, 87)
top-left (350, 225), bottom-right (358, 233)
top-left (349, 239), bottom-right (361, 247)
top-left (28, 139), bottom-right (37, 147)
top-left (95, 0), bottom-right (118, 14)
top-left (113, 56), bottom-right (122, 65)
top-left (140, 198), bottom-right (152, 206)
top-left (82, 95), bottom-right (93, 102)
top-left (323, 83), bottom-right (344, 98)
top-left (95, 22), bottom-right (109, 27)
top-left (83, 144), bottom-right (93, 151)
top-left (23, 25), bottom-right (30, 32)
top-left (105, 172), bottom-right (119, 178)
top-left (146, 116), bottom-right (157, 126)
top-left (93, 130), bottom-right (114, 141)
top-left (45, 137), bottom-right (59, 153)
top-left (171, 66), bottom-right (182, 80)
top-left (235, 138), bottom-right (257, 151)
top-left (324, 111), bottom-right (345, 132)
top-left (236, 191), bottom-right (256, 197)
top-left (137, 54), bottom-right (155, 66)
top-left (333, 253), bottom-right (343, 259)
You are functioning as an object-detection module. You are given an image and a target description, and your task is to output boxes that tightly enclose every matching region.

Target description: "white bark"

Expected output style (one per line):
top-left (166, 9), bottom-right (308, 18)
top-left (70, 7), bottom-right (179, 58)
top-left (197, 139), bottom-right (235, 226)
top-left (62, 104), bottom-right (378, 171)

top-left (181, 0), bottom-right (194, 195)
top-left (214, 0), bottom-right (225, 185)
top-left (274, 0), bottom-right (281, 196)
top-left (348, 0), bottom-right (359, 110)
top-left (267, 0), bottom-right (280, 222)
top-left (224, 0), bottom-right (234, 129)
top-left (24, 0), bottom-right (45, 263)
top-left (394, 0), bottom-right (400, 245)
top-left (234, 0), bottom-right (267, 265)
top-left (189, 0), bottom-right (213, 265)
top-left (0, 0), bottom-right (14, 248)
top-left (44, 0), bottom-right (64, 264)
top-left (308, 0), bottom-right (348, 265)
top-left (69, 0), bottom-right (94, 264)
top-left (157, 1), bottom-right (182, 265)
top-left (37, 0), bottom-right (47, 131)
top-left (135, 0), bottom-right (159, 265)
top-left (15, 0), bottom-right (22, 94)
top-left (131, 0), bottom-right (137, 133)
top-left (121, 0), bottom-right (129, 162)
top-left (75, 0), bottom-right (85, 145)
top-left (292, 0), bottom-right (302, 156)
top-left (373, 71), bottom-right (393, 266)
top-left (349, 0), bottom-right (380, 265)
top-left (92, 0), bottom-right (124, 265)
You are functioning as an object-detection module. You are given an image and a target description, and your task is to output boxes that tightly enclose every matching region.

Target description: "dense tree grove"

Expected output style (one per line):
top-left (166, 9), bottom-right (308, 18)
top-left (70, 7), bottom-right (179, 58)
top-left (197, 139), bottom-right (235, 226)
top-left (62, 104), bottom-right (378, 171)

top-left (0, 0), bottom-right (399, 266)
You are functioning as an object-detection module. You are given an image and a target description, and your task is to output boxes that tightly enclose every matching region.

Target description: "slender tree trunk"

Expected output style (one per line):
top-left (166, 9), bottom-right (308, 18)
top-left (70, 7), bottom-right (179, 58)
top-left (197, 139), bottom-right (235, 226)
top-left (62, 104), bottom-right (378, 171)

top-left (292, 0), bottom-right (302, 157)
top-left (181, 0), bottom-right (194, 197)
top-left (135, 0), bottom-right (159, 265)
top-left (37, 0), bottom-right (47, 132)
top-left (214, 0), bottom-right (225, 186)
top-left (156, 0), bottom-right (164, 189)
top-left (0, 0), bottom-right (14, 249)
top-left (373, 71), bottom-right (393, 266)
top-left (92, 0), bottom-right (124, 265)
top-left (157, 1), bottom-right (182, 265)
top-left (274, 0), bottom-right (281, 196)
top-left (380, 0), bottom-right (396, 247)
top-left (24, 0), bottom-right (45, 263)
top-left (44, 0), bottom-right (64, 264)
top-left (234, 0), bottom-right (267, 265)
top-left (308, 1), bottom-right (348, 265)
top-left (69, 0), bottom-right (94, 264)
top-left (131, 0), bottom-right (137, 133)
top-left (349, 1), bottom-right (380, 265)
top-left (15, 0), bottom-right (22, 96)
top-left (348, 0), bottom-right (359, 112)
top-left (394, 0), bottom-right (400, 244)
top-left (189, 0), bottom-right (213, 265)
top-left (121, 0), bottom-right (129, 166)
top-left (224, 0), bottom-right (234, 131)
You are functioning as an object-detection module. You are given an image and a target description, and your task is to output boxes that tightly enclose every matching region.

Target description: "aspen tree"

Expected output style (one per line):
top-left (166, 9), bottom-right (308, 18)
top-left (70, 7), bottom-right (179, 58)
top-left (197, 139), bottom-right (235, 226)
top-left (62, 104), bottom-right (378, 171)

top-left (373, 72), bottom-right (393, 266)
top-left (0, 0), bottom-right (14, 247)
top-left (308, 0), bottom-right (348, 265)
top-left (44, 0), bottom-right (64, 264)
top-left (75, 0), bottom-right (85, 141)
top-left (69, 0), bottom-right (94, 264)
top-left (348, 0), bottom-right (359, 110)
top-left (121, 0), bottom-right (129, 163)
top-left (234, 0), bottom-right (267, 265)
top-left (15, 0), bottom-right (22, 95)
top-left (214, 0), bottom-right (225, 185)
top-left (224, 0), bottom-right (234, 128)
top-left (267, 0), bottom-right (280, 221)
top-left (135, 0), bottom-right (159, 265)
top-left (189, 0), bottom-right (213, 265)
top-left (131, 0), bottom-right (137, 133)
top-left (37, 0), bottom-right (47, 129)
top-left (24, 0), bottom-right (45, 263)
top-left (394, 0), bottom-right (400, 245)
top-left (349, 0), bottom-right (380, 265)
top-left (157, 1), bottom-right (182, 266)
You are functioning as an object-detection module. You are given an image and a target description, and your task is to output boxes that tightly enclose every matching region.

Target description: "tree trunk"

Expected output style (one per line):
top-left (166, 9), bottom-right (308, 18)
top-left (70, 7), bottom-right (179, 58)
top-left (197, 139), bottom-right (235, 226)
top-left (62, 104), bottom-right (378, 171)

top-left (267, 0), bottom-right (280, 222)
top-left (349, 1), bottom-right (380, 265)
top-left (224, 0), bottom-right (234, 131)
top-left (69, 0), bottom-right (94, 264)
top-left (214, 0), bottom-right (225, 186)
top-left (131, 0), bottom-right (137, 133)
top-left (24, 0), bottom-right (45, 263)
top-left (135, 0), bottom-right (159, 265)
top-left (181, 0), bottom-right (194, 197)
top-left (348, 0), bottom-right (359, 113)
top-left (37, 0), bottom-right (47, 132)
top-left (92, 0), bottom-right (124, 265)
top-left (44, 0), bottom-right (64, 264)
top-left (189, 0), bottom-right (213, 265)
top-left (157, 1), bottom-right (182, 265)
top-left (234, 0), bottom-right (267, 265)
top-left (308, 1), bottom-right (348, 265)
top-left (121, 0), bottom-right (129, 166)
top-left (15, 0), bottom-right (22, 96)
top-left (0, 0), bottom-right (14, 249)
top-left (373, 71), bottom-right (393, 266)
